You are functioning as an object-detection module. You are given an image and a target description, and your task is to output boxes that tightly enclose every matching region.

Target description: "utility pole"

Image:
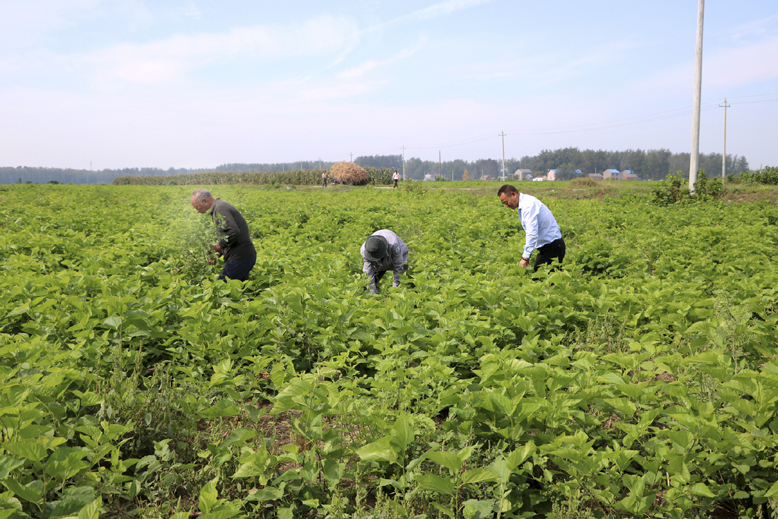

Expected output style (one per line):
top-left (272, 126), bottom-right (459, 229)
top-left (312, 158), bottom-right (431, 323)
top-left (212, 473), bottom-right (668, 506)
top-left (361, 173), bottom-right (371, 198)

top-left (439, 150), bottom-right (442, 178)
top-left (499, 131), bottom-right (506, 180)
top-left (689, 0), bottom-right (705, 192)
top-left (319, 158), bottom-right (321, 170)
top-left (401, 146), bottom-right (406, 180)
top-left (720, 98), bottom-right (730, 180)
top-left (350, 152), bottom-right (353, 163)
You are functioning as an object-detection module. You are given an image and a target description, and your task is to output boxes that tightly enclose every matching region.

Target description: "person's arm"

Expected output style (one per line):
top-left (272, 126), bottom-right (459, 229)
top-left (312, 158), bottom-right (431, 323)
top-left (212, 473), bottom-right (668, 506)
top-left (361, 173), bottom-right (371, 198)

top-left (362, 253), bottom-right (379, 293)
top-left (521, 204), bottom-right (541, 267)
top-left (213, 209), bottom-right (241, 250)
top-left (365, 266), bottom-right (379, 293)
top-left (390, 244), bottom-right (406, 286)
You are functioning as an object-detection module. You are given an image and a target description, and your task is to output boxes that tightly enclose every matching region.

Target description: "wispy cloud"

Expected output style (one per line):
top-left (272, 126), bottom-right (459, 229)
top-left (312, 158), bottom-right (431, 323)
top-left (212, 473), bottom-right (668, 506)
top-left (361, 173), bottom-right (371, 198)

top-left (184, 0), bottom-right (201, 20)
top-left (362, 0), bottom-right (492, 34)
top-left (638, 34), bottom-right (778, 95)
top-left (729, 14), bottom-right (778, 43)
top-left (336, 40), bottom-right (424, 79)
top-left (73, 15), bottom-right (358, 87)
top-left (403, 0), bottom-right (492, 22)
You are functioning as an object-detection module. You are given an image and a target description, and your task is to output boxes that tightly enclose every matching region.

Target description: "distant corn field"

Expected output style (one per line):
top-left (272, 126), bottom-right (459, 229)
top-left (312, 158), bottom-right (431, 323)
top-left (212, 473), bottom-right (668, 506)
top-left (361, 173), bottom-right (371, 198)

top-left (113, 167), bottom-right (394, 186)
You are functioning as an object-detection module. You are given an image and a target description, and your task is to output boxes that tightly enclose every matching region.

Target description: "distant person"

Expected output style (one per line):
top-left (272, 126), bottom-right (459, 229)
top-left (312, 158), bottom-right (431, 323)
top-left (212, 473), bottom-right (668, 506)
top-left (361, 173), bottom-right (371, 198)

top-left (497, 184), bottom-right (565, 271)
top-left (322, 171), bottom-right (328, 188)
top-left (190, 189), bottom-right (256, 282)
top-left (393, 169), bottom-right (400, 188)
top-left (361, 230), bottom-right (409, 294)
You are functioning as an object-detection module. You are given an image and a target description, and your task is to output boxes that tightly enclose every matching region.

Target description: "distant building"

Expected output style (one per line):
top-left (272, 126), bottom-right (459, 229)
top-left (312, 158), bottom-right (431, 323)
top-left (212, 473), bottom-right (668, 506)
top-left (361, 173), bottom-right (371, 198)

top-left (533, 176), bottom-right (546, 182)
top-left (603, 169), bottom-right (620, 180)
top-left (514, 169), bottom-right (532, 180)
top-left (588, 173), bottom-right (603, 181)
top-left (547, 169), bottom-right (557, 181)
top-left (621, 170), bottom-right (638, 181)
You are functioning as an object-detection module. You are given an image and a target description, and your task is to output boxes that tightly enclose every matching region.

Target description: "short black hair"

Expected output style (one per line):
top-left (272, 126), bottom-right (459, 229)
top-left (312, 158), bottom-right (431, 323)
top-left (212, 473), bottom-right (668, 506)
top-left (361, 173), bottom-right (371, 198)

top-left (497, 184), bottom-right (518, 196)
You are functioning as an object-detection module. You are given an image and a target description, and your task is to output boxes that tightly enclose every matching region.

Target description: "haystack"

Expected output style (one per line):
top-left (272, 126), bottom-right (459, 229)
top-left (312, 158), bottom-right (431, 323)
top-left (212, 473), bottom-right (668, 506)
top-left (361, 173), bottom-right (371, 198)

top-left (330, 162), bottom-right (368, 185)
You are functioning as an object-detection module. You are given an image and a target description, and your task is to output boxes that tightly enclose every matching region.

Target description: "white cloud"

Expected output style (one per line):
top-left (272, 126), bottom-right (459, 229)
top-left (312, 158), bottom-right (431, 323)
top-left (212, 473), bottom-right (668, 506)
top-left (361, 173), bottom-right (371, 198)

top-left (362, 0), bottom-right (492, 33)
top-left (184, 0), bottom-right (201, 20)
top-left (68, 15), bottom-right (359, 87)
top-left (405, 0), bottom-right (492, 22)
top-left (336, 42), bottom-right (422, 79)
top-left (706, 35), bottom-right (778, 88)
top-left (638, 34), bottom-right (778, 96)
top-left (729, 14), bottom-right (778, 43)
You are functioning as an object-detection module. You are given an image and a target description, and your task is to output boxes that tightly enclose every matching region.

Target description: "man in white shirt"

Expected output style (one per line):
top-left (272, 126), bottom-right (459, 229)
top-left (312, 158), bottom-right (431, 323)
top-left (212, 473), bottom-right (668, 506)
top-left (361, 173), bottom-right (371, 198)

top-left (361, 229), bottom-right (409, 293)
top-left (498, 184), bottom-right (565, 271)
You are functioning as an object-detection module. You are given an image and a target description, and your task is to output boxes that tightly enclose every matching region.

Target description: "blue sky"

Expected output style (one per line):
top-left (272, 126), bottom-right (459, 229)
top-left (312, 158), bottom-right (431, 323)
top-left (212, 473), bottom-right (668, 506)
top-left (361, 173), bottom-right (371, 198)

top-left (1, 0), bottom-right (777, 170)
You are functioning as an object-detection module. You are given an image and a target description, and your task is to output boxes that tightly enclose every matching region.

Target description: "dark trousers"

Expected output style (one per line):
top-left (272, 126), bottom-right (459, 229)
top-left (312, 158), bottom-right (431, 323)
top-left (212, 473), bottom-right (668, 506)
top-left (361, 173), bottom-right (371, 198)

top-left (393, 179), bottom-right (398, 188)
top-left (534, 238), bottom-right (565, 271)
top-left (219, 254), bottom-right (256, 282)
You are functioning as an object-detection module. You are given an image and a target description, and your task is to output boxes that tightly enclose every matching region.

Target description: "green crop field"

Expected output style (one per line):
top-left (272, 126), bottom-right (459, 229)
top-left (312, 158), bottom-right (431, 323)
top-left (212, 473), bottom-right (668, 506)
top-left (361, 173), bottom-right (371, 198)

top-left (1, 182), bottom-right (778, 519)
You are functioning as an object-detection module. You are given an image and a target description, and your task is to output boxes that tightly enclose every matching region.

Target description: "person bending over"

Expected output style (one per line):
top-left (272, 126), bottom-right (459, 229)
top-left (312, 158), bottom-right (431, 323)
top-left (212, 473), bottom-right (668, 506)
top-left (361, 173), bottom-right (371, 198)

top-left (497, 184), bottom-right (565, 271)
top-left (190, 189), bottom-right (257, 282)
top-left (361, 229), bottom-right (409, 294)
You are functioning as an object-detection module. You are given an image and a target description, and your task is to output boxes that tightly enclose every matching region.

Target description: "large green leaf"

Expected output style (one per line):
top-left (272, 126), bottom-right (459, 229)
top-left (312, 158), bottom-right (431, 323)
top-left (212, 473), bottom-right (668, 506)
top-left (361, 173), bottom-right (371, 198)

top-left (426, 451), bottom-right (462, 474)
top-left (199, 400), bottom-right (240, 418)
top-left (462, 468), bottom-right (500, 484)
top-left (356, 436), bottom-right (397, 464)
top-left (0, 456), bottom-right (25, 479)
top-left (415, 473), bottom-right (455, 495)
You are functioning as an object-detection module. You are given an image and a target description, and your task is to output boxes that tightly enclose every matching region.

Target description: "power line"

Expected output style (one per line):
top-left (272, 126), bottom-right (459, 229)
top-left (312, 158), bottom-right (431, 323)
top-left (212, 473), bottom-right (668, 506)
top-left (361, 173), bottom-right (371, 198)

top-left (394, 94), bottom-right (777, 155)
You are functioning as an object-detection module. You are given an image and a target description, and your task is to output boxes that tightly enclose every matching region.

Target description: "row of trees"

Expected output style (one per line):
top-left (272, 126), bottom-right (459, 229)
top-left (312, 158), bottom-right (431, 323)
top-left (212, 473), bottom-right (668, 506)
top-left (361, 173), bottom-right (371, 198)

top-left (0, 166), bottom-right (208, 185)
top-left (1, 148), bottom-right (753, 184)
top-left (392, 148), bottom-right (750, 181)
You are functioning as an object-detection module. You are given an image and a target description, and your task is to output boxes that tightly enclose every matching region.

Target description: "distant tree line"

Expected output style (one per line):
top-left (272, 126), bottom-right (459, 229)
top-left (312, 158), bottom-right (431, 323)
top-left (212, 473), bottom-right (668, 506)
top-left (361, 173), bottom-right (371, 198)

top-left (375, 148), bottom-right (751, 181)
top-left (0, 166), bottom-right (209, 185)
top-left (1, 148), bottom-right (754, 184)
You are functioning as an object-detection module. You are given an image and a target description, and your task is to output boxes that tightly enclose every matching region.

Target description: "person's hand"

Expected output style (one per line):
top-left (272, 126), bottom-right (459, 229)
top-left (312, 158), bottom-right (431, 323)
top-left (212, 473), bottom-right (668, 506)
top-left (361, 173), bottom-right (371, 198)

top-left (519, 257), bottom-right (530, 269)
top-left (210, 244), bottom-right (222, 253)
top-left (207, 256), bottom-right (217, 265)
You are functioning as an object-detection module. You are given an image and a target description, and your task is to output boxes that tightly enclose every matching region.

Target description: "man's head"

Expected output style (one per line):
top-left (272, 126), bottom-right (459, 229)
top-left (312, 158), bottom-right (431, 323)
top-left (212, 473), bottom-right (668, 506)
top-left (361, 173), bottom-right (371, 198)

top-left (191, 189), bottom-right (214, 213)
top-left (363, 235), bottom-right (389, 262)
top-left (497, 184), bottom-right (520, 210)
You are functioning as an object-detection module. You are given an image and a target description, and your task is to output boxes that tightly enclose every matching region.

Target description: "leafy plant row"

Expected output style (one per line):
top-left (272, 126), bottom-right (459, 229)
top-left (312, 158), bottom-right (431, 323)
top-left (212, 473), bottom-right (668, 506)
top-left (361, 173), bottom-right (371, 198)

top-left (1, 184), bottom-right (777, 518)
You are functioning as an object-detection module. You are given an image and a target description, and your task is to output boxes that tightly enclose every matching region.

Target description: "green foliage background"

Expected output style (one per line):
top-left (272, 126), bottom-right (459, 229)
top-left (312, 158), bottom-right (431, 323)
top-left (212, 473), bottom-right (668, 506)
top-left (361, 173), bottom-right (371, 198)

top-left (1, 183), bottom-right (778, 518)
top-left (113, 168), bottom-right (395, 186)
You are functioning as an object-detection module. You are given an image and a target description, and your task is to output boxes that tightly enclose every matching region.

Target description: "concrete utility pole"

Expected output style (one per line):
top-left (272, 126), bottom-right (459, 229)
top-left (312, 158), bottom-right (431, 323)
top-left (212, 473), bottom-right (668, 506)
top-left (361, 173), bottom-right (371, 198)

top-left (720, 98), bottom-right (730, 180)
top-left (402, 145), bottom-right (406, 180)
top-left (499, 131), bottom-right (506, 181)
top-left (439, 150), bottom-right (442, 178)
top-left (350, 152), bottom-right (353, 162)
top-left (688, 0), bottom-right (705, 192)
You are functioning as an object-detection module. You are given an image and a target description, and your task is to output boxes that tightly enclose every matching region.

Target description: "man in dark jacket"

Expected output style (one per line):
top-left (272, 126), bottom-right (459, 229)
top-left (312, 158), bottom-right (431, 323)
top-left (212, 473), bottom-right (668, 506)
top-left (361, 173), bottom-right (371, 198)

top-left (190, 189), bottom-right (256, 281)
